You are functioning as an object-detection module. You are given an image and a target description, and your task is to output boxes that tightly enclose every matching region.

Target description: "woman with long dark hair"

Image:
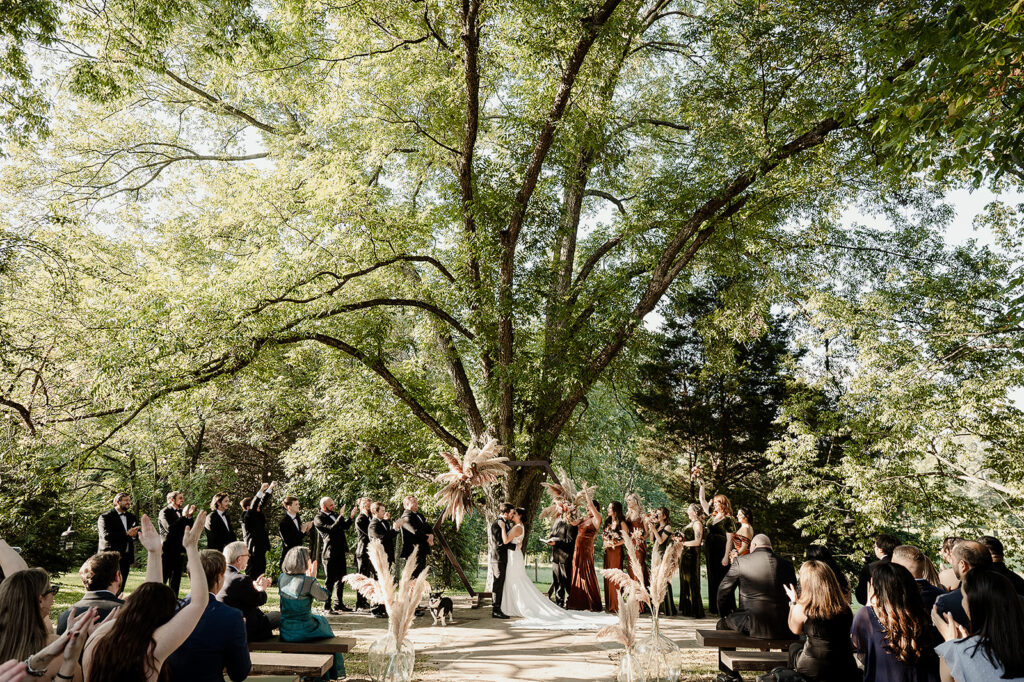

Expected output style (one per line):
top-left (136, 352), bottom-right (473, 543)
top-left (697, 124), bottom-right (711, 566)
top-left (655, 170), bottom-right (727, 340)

top-left (648, 507), bottom-right (678, 617)
top-left (678, 503), bottom-right (705, 617)
top-left (805, 544), bottom-right (851, 602)
top-left (933, 568), bottom-right (1024, 680)
top-left (783, 560), bottom-right (858, 681)
top-left (84, 512), bottom-right (210, 682)
top-left (602, 501), bottom-right (626, 613)
top-left (852, 562), bottom-right (939, 682)
top-left (732, 507), bottom-right (754, 559)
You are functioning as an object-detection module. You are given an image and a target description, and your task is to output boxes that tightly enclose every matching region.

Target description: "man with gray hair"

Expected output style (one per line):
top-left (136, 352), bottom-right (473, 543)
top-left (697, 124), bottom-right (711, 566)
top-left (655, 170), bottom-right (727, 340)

top-left (716, 533), bottom-right (796, 649)
top-left (218, 541), bottom-right (279, 641)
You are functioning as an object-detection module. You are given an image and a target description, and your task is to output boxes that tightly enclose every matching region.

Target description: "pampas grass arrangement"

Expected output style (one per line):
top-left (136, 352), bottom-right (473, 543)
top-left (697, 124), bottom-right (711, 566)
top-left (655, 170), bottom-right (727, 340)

top-left (647, 539), bottom-right (683, 618)
top-left (435, 437), bottom-right (510, 528)
top-left (540, 467), bottom-right (597, 520)
top-left (343, 540), bottom-right (431, 649)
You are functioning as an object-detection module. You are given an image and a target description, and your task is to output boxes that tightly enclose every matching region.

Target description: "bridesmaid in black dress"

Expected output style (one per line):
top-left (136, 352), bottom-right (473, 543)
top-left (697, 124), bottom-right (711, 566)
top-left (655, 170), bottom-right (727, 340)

top-left (649, 507), bottom-right (678, 617)
top-left (678, 503), bottom-right (705, 617)
top-left (698, 476), bottom-right (736, 615)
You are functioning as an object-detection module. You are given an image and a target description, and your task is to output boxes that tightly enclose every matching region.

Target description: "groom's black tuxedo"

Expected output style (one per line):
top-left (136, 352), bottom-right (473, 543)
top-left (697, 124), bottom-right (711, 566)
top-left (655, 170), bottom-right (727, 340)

top-left (489, 517), bottom-right (515, 614)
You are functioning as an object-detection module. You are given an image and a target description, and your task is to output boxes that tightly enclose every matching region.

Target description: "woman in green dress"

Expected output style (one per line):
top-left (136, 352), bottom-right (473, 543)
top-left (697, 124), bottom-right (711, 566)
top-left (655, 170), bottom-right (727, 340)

top-left (678, 503), bottom-right (705, 617)
top-left (279, 546), bottom-right (345, 680)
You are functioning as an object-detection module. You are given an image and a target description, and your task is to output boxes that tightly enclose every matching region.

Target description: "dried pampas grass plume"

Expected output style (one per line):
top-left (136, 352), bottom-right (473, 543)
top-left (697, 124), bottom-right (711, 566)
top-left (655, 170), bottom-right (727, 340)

top-left (435, 437), bottom-right (510, 529)
top-left (596, 591), bottom-right (641, 649)
top-left (343, 541), bottom-right (431, 648)
top-left (648, 539), bottom-right (683, 616)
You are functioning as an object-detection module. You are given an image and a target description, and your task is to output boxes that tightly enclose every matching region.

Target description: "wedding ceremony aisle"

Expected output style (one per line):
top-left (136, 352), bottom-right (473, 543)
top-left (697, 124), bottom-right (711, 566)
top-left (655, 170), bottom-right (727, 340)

top-left (329, 595), bottom-right (720, 681)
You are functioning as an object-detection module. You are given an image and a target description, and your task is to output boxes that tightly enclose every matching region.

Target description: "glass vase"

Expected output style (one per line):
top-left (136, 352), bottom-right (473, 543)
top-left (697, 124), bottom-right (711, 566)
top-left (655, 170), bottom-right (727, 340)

top-left (617, 646), bottom-right (646, 682)
top-left (367, 631), bottom-right (415, 682)
top-left (636, 611), bottom-right (681, 682)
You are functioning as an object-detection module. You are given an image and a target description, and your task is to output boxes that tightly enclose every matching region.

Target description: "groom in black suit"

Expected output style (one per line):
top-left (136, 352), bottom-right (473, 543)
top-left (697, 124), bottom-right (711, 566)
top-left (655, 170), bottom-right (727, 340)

top-left (489, 503), bottom-right (516, 619)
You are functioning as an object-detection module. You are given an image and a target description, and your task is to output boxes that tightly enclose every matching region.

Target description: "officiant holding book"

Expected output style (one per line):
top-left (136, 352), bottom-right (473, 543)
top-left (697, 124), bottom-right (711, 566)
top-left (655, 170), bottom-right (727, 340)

top-left (545, 501), bottom-right (577, 608)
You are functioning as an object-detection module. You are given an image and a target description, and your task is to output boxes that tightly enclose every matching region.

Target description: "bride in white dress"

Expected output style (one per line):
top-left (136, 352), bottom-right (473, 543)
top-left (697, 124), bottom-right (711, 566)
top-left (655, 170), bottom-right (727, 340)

top-left (499, 507), bottom-right (616, 630)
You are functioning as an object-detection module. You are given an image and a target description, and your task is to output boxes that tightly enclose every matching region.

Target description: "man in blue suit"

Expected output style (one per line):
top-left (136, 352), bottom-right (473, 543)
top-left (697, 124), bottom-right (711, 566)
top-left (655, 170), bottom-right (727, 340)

top-left (167, 549), bottom-right (251, 682)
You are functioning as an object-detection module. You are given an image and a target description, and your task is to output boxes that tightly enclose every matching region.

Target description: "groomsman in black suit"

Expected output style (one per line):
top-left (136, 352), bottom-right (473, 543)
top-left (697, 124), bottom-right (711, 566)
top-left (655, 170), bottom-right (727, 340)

top-left (240, 482), bottom-right (274, 580)
top-left (158, 490), bottom-right (196, 596)
top-left (205, 491), bottom-right (237, 552)
top-left (488, 503), bottom-right (516, 619)
top-left (353, 498), bottom-right (373, 610)
top-left (544, 501), bottom-right (578, 608)
top-left (278, 496), bottom-right (313, 565)
top-left (369, 502), bottom-right (399, 566)
top-left (313, 496), bottom-right (356, 613)
top-left (97, 493), bottom-right (139, 595)
top-left (394, 495), bottom-right (433, 579)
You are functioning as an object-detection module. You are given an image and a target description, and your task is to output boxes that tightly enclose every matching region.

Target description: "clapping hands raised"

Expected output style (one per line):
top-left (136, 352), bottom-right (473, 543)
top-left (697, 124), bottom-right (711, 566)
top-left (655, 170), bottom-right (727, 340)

top-left (138, 514), bottom-right (162, 553)
top-left (783, 583), bottom-right (798, 604)
top-left (254, 574), bottom-right (272, 591)
top-left (931, 605), bottom-right (969, 641)
top-left (185, 511), bottom-right (207, 550)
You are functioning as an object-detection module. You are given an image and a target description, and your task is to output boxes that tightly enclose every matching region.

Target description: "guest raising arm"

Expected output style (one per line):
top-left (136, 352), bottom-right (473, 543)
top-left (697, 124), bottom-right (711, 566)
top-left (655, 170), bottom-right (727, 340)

top-left (783, 560), bottom-right (858, 682)
top-left (84, 512), bottom-right (210, 682)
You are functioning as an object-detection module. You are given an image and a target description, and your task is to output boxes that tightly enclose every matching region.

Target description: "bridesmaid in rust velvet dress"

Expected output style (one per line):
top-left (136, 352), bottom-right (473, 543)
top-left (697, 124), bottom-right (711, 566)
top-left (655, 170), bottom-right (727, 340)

top-left (567, 484), bottom-right (604, 612)
top-left (602, 501), bottom-right (627, 613)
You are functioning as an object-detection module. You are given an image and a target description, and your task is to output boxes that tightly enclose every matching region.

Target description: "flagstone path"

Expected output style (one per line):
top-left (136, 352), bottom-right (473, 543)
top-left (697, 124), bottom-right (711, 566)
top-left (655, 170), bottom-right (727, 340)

top-left (328, 596), bottom-right (720, 681)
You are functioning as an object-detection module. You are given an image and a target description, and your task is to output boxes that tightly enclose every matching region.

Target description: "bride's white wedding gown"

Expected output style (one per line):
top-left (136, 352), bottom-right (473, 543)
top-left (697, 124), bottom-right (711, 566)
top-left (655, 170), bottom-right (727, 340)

top-left (500, 523), bottom-right (616, 630)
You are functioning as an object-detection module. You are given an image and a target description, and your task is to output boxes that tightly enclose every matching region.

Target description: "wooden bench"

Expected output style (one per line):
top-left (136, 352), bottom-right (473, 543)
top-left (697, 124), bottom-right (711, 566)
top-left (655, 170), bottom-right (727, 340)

top-left (720, 651), bottom-right (791, 672)
top-left (249, 652), bottom-right (333, 677)
top-left (696, 629), bottom-right (798, 675)
top-left (248, 635), bottom-right (355, 654)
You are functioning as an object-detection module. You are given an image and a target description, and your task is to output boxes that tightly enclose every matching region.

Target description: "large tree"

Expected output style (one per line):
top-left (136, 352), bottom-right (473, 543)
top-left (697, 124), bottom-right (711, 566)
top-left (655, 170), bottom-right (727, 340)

top-left (0, 0), bottom-right (977, 519)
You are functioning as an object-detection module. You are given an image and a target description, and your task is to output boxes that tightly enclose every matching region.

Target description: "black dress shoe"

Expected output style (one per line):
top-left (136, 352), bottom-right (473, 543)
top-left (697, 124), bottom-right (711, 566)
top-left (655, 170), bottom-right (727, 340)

top-left (491, 610), bottom-right (510, 619)
top-left (338, 604), bottom-right (353, 612)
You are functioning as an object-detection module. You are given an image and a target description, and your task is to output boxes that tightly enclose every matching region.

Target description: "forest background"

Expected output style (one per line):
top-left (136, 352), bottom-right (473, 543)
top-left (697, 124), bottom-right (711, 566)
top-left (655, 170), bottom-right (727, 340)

top-left (2, 0), bottom-right (1024, 583)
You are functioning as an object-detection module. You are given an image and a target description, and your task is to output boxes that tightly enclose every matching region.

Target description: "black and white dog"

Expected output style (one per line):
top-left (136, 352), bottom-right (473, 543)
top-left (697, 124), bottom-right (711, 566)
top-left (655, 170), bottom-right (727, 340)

top-left (428, 591), bottom-right (454, 626)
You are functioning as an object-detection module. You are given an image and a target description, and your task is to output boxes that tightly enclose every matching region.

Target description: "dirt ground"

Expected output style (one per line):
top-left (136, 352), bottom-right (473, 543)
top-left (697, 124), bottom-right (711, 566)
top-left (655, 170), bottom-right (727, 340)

top-left (328, 595), bottom-right (721, 681)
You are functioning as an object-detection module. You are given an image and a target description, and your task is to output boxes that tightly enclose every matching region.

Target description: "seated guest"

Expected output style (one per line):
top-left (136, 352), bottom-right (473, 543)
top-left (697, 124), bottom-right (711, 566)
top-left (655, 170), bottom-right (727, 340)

top-left (0, 568), bottom-right (65, 678)
top-left (938, 536), bottom-right (964, 591)
top-left (279, 546), bottom-right (345, 679)
top-left (805, 544), bottom-right (851, 602)
top-left (856, 533), bottom-right (899, 606)
top-left (56, 551), bottom-right (124, 634)
top-left (84, 512), bottom-right (211, 682)
top-left (935, 540), bottom-right (992, 629)
top-left (933, 567), bottom-right (1024, 681)
top-left (0, 605), bottom-right (97, 681)
top-left (166, 549), bottom-right (250, 682)
top-left (977, 535), bottom-right (1024, 596)
top-left (852, 562), bottom-right (939, 682)
top-left (892, 545), bottom-right (946, 612)
top-left (717, 534), bottom-right (796, 640)
top-left (783, 559), bottom-right (858, 681)
top-left (218, 541), bottom-right (280, 641)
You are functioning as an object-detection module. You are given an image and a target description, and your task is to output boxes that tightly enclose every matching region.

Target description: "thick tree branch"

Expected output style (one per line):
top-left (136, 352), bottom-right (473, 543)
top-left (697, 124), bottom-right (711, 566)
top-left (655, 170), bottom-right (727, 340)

top-left (543, 115), bottom-right (846, 442)
top-left (285, 332), bottom-right (467, 452)
top-left (584, 189), bottom-right (628, 214)
top-left (0, 397), bottom-right (36, 435)
top-left (498, 0), bottom-right (625, 453)
top-left (162, 69), bottom-right (282, 135)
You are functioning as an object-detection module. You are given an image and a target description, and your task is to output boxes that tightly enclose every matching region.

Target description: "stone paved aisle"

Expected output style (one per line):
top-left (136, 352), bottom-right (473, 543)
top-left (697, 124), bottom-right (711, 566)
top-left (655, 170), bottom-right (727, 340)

top-left (329, 596), bottom-right (719, 681)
